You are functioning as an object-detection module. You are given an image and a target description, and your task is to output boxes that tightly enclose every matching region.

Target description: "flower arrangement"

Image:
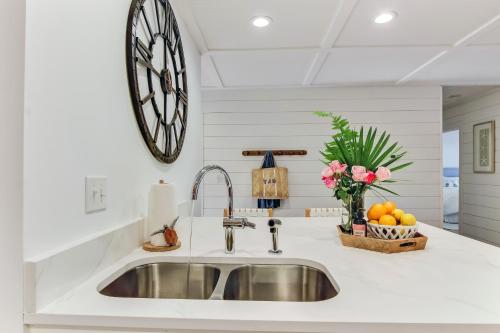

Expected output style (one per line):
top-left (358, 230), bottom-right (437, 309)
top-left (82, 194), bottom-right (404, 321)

top-left (315, 112), bottom-right (412, 231)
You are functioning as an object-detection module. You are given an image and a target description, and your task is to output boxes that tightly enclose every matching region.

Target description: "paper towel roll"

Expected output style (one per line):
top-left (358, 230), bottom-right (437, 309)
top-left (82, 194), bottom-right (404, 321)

top-left (147, 181), bottom-right (178, 237)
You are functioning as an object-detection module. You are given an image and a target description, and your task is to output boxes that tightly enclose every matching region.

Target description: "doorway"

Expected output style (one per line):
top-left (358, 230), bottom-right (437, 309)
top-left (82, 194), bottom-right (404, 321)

top-left (442, 130), bottom-right (460, 233)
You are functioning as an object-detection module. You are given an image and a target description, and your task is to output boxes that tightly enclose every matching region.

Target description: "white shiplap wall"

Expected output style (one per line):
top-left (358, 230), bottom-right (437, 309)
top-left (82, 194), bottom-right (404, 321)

top-left (203, 86), bottom-right (443, 227)
top-left (444, 88), bottom-right (500, 246)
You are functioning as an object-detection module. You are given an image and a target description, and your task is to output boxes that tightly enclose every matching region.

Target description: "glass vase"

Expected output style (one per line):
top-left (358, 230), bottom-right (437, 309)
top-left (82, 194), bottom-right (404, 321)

top-left (341, 195), bottom-right (364, 233)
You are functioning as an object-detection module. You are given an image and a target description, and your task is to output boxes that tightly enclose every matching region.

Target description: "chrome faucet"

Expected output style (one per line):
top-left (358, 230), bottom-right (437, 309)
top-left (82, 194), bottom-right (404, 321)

top-left (191, 165), bottom-right (256, 254)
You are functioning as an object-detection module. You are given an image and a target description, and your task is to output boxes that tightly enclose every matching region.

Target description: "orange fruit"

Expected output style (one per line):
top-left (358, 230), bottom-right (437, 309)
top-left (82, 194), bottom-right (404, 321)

top-left (392, 208), bottom-right (405, 222)
top-left (367, 203), bottom-right (387, 220)
top-left (368, 220), bottom-right (379, 225)
top-left (379, 214), bottom-right (397, 226)
top-left (383, 201), bottom-right (397, 214)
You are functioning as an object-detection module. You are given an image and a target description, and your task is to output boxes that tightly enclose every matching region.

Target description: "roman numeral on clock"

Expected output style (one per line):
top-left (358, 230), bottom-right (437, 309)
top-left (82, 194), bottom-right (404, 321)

top-left (140, 6), bottom-right (155, 42)
top-left (178, 89), bottom-right (188, 106)
top-left (136, 37), bottom-right (152, 60)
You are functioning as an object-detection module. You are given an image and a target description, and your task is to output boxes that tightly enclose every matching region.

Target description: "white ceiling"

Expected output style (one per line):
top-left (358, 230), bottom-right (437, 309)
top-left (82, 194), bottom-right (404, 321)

top-left (188, 0), bottom-right (340, 50)
top-left (443, 86), bottom-right (499, 108)
top-left (174, 0), bottom-right (500, 89)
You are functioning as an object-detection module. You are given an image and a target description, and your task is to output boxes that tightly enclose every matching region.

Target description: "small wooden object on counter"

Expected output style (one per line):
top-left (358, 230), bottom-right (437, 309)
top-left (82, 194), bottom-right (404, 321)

top-left (142, 241), bottom-right (181, 252)
top-left (337, 226), bottom-right (427, 254)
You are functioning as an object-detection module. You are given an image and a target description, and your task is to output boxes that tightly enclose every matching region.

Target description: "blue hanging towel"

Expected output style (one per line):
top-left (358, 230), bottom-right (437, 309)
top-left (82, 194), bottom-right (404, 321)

top-left (257, 151), bottom-right (281, 209)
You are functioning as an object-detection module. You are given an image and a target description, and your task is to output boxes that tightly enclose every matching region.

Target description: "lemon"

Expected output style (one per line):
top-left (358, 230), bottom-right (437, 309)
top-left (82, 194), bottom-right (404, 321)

top-left (392, 208), bottom-right (405, 222)
top-left (401, 213), bottom-right (417, 226)
top-left (379, 214), bottom-right (397, 226)
top-left (368, 219), bottom-right (379, 225)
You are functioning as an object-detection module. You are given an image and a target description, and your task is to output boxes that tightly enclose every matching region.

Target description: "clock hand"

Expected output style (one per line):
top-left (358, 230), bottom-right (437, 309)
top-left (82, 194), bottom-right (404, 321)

top-left (163, 91), bottom-right (167, 124)
top-left (163, 37), bottom-right (168, 69)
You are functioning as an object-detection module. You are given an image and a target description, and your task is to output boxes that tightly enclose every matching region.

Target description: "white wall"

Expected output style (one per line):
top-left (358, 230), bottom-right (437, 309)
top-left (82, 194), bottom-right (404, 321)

top-left (443, 130), bottom-right (460, 168)
top-left (202, 86), bottom-right (443, 227)
top-left (444, 88), bottom-right (500, 245)
top-left (0, 0), bottom-right (25, 331)
top-left (24, 0), bottom-right (202, 258)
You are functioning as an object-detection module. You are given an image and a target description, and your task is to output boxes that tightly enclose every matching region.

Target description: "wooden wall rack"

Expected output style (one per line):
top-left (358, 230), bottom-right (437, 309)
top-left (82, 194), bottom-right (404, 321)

top-left (242, 150), bottom-right (307, 157)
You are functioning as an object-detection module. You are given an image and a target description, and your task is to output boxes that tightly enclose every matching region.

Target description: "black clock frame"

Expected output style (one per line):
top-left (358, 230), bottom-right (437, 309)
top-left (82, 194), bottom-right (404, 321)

top-left (126, 0), bottom-right (188, 164)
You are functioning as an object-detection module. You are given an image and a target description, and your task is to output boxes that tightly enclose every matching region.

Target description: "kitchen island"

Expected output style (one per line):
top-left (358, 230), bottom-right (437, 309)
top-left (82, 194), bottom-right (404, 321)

top-left (24, 217), bottom-right (500, 333)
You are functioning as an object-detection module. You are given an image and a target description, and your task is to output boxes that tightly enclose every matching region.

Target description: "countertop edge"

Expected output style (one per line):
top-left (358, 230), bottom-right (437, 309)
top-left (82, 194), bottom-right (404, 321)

top-left (24, 313), bottom-right (500, 333)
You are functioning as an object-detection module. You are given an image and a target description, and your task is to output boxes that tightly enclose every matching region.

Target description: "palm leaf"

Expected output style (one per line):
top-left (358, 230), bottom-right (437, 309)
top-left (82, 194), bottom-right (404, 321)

top-left (369, 187), bottom-right (390, 201)
top-left (362, 127), bottom-right (375, 164)
top-left (367, 131), bottom-right (389, 166)
top-left (371, 184), bottom-right (400, 196)
top-left (333, 136), bottom-right (352, 164)
top-left (381, 151), bottom-right (406, 168)
top-left (314, 111), bottom-right (331, 117)
top-left (370, 142), bottom-right (399, 169)
top-left (390, 162), bottom-right (413, 172)
top-left (357, 126), bottom-right (364, 165)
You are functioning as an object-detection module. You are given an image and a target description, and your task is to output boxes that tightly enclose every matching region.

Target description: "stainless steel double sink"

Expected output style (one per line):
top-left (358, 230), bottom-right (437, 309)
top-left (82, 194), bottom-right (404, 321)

top-left (99, 261), bottom-right (338, 302)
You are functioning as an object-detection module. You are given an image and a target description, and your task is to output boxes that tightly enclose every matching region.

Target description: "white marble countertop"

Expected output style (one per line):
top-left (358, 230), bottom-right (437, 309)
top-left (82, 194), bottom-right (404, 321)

top-left (25, 217), bottom-right (500, 333)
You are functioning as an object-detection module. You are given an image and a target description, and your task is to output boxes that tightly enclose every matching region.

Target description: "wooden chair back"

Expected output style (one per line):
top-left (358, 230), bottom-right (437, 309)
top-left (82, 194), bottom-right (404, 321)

top-left (305, 208), bottom-right (342, 217)
top-left (224, 208), bottom-right (273, 218)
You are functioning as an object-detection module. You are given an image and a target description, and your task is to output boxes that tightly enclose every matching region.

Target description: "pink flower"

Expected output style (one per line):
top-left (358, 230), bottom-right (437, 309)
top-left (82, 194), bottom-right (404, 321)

top-left (364, 171), bottom-right (376, 184)
top-left (351, 166), bottom-right (366, 182)
top-left (329, 160), bottom-right (347, 175)
top-left (375, 167), bottom-right (391, 181)
top-left (351, 166), bottom-right (376, 184)
top-left (322, 176), bottom-right (337, 189)
top-left (321, 166), bottom-right (334, 178)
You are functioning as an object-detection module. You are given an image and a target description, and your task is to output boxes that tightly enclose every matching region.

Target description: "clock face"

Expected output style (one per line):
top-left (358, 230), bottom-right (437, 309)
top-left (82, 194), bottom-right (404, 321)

top-left (126, 0), bottom-right (188, 164)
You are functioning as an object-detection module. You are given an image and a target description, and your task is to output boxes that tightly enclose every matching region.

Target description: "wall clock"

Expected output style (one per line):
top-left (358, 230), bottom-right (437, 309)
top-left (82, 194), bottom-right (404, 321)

top-left (126, 0), bottom-right (188, 163)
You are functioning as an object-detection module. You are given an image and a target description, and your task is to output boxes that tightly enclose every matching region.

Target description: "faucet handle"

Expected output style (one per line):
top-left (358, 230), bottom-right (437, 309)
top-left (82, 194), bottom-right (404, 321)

top-left (243, 220), bottom-right (256, 229)
top-left (223, 217), bottom-right (256, 229)
top-left (268, 219), bottom-right (282, 228)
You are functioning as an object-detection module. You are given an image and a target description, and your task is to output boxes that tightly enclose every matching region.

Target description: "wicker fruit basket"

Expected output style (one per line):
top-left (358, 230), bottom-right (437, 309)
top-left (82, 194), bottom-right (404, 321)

top-left (367, 222), bottom-right (417, 240)
top-left (337, 225), bottom-right (427, 254)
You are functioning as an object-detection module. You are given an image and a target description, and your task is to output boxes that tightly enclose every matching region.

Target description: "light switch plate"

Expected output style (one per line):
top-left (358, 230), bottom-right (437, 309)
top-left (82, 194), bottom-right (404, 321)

top-left (85, 176), bottom-right (107, 213)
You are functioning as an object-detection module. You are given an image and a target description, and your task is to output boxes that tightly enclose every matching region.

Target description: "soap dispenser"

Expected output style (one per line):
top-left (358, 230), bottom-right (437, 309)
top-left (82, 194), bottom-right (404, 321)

top-left (352, 210), bottom-right (367, 237)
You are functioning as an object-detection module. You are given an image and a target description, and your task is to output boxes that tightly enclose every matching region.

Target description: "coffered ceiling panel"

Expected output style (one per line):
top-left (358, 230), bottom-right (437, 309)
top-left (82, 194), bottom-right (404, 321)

top-left (211, 51), bottom-right (316, 87)
top-left (188, 0), bottom-right (341, 49)
top-left (336, 0), bottom-right (500, 46)
top-left (411, 46), bottom-right (500, 84)
top-left (175, 0), bottom-right (500, 88)
top-left (443, 86), bottom-right (498, 107)
top-left (314, 47), bottom-right (446, 85)
top-left (470, 21), bottom-right (500, 45)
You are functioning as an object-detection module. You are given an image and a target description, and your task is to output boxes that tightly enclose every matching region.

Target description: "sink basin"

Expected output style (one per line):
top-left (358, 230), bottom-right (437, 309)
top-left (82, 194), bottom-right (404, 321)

top-left (100, 263), bottom-right (220, 299)
top-left (223, 264), bottom-right (337, 302)
top-left (100, 261), bottom-right (338, 302)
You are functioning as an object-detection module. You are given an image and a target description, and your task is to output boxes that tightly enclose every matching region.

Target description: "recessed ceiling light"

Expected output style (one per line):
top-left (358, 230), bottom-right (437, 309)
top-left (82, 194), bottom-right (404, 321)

top-left (251, 16), bottom-right (272, 28)
top-left (374, 11), bottom-right (397, 24)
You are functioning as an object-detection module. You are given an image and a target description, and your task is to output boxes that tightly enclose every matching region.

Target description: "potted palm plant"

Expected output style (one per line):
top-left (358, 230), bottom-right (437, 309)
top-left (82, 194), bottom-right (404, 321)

top-left (315, 113), bottom-right (412, 232)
